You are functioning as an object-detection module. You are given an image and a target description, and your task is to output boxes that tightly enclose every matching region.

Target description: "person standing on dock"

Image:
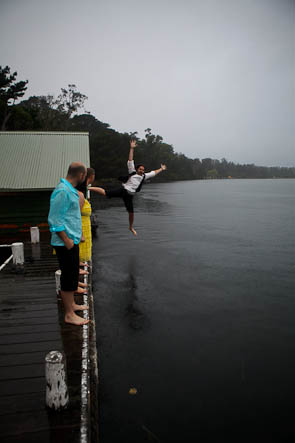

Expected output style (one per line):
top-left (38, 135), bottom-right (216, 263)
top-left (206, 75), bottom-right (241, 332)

top-left (48, 162), bottom-right (89, 326)
top-left (90, 140), bottom-right (167, 235)
top-left (77, 168), bottom-right (95, 263)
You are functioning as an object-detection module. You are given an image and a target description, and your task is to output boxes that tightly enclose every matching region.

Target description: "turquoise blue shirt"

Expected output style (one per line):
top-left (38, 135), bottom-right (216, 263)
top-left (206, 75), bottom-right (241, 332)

top-left (48, 178), bottom-right (82, 246)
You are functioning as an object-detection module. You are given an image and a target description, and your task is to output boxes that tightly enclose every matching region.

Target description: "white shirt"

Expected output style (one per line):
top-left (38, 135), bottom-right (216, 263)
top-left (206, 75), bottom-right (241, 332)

top-left (123, 161), bottom-right (156, 194)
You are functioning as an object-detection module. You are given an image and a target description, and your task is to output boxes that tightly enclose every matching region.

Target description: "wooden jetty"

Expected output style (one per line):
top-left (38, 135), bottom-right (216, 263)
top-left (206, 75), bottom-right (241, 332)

top-left (0, 242), bottom-right (98, 442)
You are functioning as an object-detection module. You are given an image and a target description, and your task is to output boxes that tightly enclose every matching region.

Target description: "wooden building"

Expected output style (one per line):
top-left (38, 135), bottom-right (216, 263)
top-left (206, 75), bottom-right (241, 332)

top-left (0, 131), bottom-right (90, 241)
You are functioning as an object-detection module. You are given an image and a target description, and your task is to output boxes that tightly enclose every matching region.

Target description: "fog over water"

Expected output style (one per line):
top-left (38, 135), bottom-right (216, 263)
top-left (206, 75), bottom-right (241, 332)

top-left (0, 0), bottom-right (294, 166)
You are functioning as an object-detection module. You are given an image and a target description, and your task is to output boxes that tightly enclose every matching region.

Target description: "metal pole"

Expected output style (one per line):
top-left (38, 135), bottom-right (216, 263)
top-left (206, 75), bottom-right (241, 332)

top-left (0, 254), bottom-right (13, 272)
top-left (11, 242), bottom-right (24, 265)
top-left (45, 351), bottom-right (69, 410)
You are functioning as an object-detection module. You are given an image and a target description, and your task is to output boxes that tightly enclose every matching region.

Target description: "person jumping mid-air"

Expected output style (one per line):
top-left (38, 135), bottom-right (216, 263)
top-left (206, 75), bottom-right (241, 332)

top-left (90, 140), bottom-right (167, 235)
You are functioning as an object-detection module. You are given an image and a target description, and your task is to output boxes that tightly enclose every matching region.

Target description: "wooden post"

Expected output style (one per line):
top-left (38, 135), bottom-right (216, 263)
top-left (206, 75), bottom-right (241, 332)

top-left (55, 270), bottom-right (61, 295)
top-left (45, 351), bottom-right (69, 410)
top-left (30, 226), bottom-right (40, 244)
top-left (11, 242), bottom-right (24, 265)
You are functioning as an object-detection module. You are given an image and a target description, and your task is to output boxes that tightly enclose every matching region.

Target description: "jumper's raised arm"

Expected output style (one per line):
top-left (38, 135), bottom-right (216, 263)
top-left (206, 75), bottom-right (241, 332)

top-left (128, 139), bottom-right (137, 162)
top-left (153, 164), bottom-right (167, 176)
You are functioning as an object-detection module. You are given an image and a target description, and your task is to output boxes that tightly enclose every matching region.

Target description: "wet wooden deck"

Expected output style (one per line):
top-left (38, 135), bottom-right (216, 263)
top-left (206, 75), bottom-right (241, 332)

top-left (0, 243), bottom-right (98, 443)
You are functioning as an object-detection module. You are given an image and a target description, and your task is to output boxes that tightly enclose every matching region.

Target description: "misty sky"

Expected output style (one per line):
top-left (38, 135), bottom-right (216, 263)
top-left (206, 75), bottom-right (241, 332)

top-left (0, 0), bottom-right (294, 166)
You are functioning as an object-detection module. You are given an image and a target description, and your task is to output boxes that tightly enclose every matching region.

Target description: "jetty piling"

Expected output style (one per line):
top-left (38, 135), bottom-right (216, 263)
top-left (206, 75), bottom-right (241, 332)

top-left (45, 351), bottom-right (69, 410)
top-left (30, 226), bottom-right (40, 244)
top-left (11, 242), bottom-right (24, 265)
top-left (55, 269), bottom-right (61, 295)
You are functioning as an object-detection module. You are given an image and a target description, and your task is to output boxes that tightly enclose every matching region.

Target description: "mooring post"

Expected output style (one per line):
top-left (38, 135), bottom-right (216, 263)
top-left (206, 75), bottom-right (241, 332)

top-left (30, 226), bottom-right (40, 244)
top-left (55, 270), bottom-right (61, 295)
top-left (11, 242), bottom-right (24, 265)
top-left (45, 351), bottom-right (69, 410)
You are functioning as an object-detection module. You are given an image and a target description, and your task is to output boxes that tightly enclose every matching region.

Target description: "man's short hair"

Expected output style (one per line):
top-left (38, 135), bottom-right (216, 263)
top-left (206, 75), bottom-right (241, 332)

top-left (67, 163), bottom-right (86, 177)
top-left (136, 164), bottom-right (145, 170)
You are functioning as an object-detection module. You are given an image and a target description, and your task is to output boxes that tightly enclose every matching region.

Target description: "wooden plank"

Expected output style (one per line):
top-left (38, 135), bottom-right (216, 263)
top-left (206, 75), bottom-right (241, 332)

top-left (0, 306), bottom-right (57, 316)
top-left (0, 281), bottom-right (56, 288)
top-left (0, 392), bottom-right (45, 415)
top-left (0, 298), bottom-right (57, 305)
top-left (3, 431), bottom-right (50, 443)
top-left (0, 331), bottom-right (61, 345)
top-left (0, 310), bottom-right (58, 320)
top-left (0, 306), bottom-right (58, 315)
top-left (0, 363), bottom-right (45, 381)
top-left (0, 340), bottom-right (62, 355)
top-left (0, 351), bottom-right (51, 367)
top-left (0, 409), bottom-right (81, 438)
top-left (0, 377), bottom-right (45, 396)
top-left (0, 317), bottom-right (59, 327)
top-left (0, 324), bottom-right (61, 335)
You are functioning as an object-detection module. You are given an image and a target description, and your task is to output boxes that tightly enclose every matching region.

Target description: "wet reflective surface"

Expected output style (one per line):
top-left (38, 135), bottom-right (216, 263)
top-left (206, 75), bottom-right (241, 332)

top-left (92, 179), bottom-right (295, 443)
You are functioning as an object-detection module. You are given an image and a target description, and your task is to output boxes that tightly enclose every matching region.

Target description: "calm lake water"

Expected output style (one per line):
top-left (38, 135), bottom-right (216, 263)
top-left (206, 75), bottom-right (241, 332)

top-left (91, 179), bottom-right (295, 443)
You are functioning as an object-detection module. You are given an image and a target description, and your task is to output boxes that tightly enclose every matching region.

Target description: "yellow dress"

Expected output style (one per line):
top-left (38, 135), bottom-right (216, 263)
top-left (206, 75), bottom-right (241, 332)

top-left (79, 199), bottom-right (92, 262)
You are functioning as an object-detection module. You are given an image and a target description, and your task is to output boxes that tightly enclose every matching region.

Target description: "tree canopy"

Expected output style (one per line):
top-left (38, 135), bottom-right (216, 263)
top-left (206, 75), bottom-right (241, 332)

top-left (1, 64), bottom-right (294, 182)
top-left (0, 65), bottom-right (28, 130)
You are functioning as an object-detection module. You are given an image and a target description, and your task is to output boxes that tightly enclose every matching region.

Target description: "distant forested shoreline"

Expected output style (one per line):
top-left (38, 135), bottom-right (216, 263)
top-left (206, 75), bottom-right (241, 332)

top-left (1, 65), bottom-right (294, 182)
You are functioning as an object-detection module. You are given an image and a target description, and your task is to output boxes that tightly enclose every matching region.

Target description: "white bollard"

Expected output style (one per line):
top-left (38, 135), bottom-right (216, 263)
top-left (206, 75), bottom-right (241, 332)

top-left (87, 184), bottom-right (91, 200)
top-left (55, 270), bottom-right (61, 295)
top-left (11, 242), bottom-right (24, 265)
top-left (45, 351), bottom-right (69, 410)
top-left (30, 226), bottom-right (40, 244)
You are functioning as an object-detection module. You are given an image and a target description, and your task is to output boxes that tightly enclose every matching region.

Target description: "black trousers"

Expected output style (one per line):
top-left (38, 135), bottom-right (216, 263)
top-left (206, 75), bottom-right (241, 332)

top-left (55, 244), bottom-right (79, 291)
top-left (105, 187), bottom-right (134, 213)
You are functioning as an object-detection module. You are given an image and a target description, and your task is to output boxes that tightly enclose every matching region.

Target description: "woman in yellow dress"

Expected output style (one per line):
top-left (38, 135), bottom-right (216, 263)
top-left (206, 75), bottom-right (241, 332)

top-left (77, 168), bottom-right (95, 264)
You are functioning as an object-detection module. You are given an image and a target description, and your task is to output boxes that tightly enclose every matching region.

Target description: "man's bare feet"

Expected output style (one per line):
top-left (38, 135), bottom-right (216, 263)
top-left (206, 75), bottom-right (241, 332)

top-left (129, 227), bottom-right (137, 236)
top-left (79, 269), bottom-right (89, 275)
top-left (72, 303), bottom-right (89, 311)
top-left (78, 281), bottom-right (88, 288)
top-left (75, 287), bottom-right (88, 295)
top-left (65, 313), bottom-right (89, 325)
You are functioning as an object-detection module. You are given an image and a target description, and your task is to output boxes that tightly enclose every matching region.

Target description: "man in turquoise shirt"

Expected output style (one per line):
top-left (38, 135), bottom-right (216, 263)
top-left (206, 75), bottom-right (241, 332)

top-left (48, 162), bottom-right (89, 326)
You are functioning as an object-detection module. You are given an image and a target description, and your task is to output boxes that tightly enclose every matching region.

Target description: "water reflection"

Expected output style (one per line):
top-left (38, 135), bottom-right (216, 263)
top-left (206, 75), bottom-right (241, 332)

top-left (124, 257), bottom-right (147, 331)
top-left (31, 243), bottom-right (41, 260)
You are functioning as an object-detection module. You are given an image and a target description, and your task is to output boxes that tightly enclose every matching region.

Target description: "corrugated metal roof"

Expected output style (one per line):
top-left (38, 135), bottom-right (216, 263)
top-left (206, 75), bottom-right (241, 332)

top-left (0, 132), bottom-right (90, 190)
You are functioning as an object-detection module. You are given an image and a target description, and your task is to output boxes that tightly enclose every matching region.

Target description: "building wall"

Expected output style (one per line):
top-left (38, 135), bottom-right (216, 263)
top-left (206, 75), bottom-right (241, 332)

top-left (0, 191), bottom-right (52, 241)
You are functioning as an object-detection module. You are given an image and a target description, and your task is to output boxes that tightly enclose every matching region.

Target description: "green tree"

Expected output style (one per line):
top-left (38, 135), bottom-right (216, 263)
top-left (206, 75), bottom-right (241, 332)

top-left (0, 65), bottom-right (28, 130)
top-left (207, 168), bottom-right (218, 179)
top-left (55, 84), bottom-right (88, 118)
top-left (21, 95), bottom-right (66, 130)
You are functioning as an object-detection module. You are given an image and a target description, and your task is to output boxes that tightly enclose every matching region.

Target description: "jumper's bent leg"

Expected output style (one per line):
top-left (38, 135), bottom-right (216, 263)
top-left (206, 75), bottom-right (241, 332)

top-left (60, 290), bottom-right (89, 325)
top-left (129, 212), bottom-right (137, 236)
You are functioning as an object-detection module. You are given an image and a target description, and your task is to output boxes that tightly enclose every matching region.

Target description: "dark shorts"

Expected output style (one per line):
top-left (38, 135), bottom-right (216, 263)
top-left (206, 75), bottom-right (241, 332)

top-left (105, 187), bottom-right (134, 213)
top-left (54, 244), bottom-right (79, 292)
